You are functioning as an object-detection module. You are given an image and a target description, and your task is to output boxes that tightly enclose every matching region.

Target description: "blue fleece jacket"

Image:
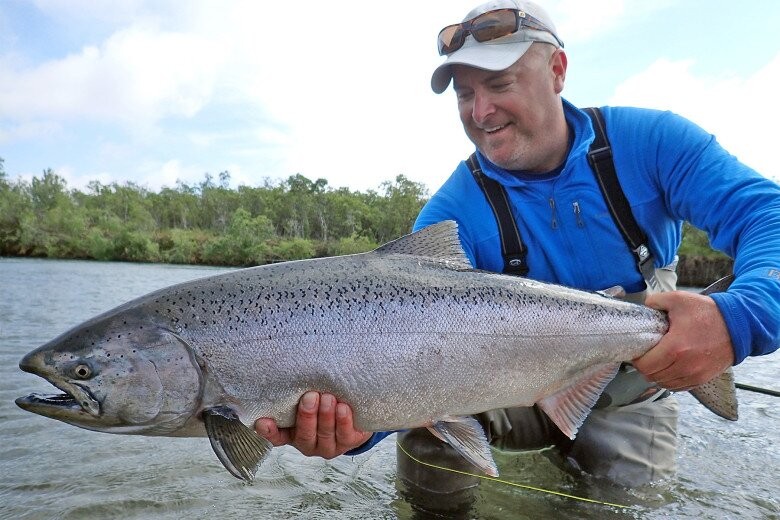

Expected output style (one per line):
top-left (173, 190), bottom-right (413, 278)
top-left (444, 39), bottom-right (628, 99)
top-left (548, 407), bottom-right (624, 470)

top-left (347, 99), bottom-right (780, 455)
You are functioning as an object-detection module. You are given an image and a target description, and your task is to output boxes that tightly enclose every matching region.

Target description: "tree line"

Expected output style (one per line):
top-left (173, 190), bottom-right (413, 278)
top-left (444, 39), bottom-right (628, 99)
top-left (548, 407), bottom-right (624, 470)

top-left (0, 156), bottom-right (726, 272)
top-left (0, 157), bottom-right (427, 265)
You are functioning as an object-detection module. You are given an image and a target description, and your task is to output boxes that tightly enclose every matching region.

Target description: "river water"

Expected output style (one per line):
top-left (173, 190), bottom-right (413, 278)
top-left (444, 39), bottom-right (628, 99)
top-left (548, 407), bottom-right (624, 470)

top-left (0, 257), bottom-right (777, 519)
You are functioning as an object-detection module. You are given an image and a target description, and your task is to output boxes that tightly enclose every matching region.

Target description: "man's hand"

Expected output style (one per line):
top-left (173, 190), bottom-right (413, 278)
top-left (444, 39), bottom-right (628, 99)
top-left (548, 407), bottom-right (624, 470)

top-left (254, 392), bottom-right (372, 459)
top-left (633, 291), bottom-right (735, 391)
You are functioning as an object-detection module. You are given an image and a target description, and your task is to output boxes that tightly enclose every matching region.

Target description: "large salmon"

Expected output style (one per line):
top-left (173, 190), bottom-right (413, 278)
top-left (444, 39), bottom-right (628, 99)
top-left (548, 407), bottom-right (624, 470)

top-left (16, 221), bottom-right (737, 482)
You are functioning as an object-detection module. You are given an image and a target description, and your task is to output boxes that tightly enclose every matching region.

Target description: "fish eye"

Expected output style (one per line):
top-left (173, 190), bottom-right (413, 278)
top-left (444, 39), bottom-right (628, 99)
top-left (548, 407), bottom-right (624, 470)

top-left (73, 364), bottom-right (92, 379)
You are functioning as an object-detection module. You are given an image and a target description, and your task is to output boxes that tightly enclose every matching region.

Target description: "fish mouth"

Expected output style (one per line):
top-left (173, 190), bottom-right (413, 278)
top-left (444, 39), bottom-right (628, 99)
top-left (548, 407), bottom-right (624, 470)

top-left (17, 350), bottom-right (102, 418)
top-left (16, 381), bottom-right (101, 418)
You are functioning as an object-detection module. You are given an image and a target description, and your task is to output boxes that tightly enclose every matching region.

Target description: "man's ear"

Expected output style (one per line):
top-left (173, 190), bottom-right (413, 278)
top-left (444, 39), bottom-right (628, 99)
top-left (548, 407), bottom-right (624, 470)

top-left (551, 49), bottom-right (567, 94)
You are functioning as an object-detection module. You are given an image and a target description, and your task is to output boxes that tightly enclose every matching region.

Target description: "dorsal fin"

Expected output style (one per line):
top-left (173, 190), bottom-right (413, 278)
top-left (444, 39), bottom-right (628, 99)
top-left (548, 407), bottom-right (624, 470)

top-left (373, 220), bottom-right (473, 269)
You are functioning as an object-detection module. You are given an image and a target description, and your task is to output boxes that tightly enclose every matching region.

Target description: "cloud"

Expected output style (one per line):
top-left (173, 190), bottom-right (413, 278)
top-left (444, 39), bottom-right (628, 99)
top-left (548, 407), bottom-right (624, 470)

top-left (0, 23), bottom-right (224, 130)
top-left (0, 120), bottom-right (61, 143)
top-left (554, 0), bottom-right (626, 42)
top-left (551, 0), bottom-right (674, 44)
top-left (4, 0), bottom-right (774, 196)
top-left (609, 52), bottom-right (780, 181)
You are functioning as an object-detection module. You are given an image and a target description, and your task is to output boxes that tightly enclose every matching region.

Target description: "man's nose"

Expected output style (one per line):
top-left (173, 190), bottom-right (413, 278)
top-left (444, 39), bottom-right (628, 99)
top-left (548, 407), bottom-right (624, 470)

top-left (471, 91), bottom-right (496, 123)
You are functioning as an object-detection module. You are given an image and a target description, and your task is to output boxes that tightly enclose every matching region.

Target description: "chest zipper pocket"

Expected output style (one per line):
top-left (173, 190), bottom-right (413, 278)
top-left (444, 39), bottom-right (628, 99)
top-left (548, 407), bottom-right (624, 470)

top-left (573, 201), bottom-right (585, 228)
top-left (549, 198), bottom-right (559, 229)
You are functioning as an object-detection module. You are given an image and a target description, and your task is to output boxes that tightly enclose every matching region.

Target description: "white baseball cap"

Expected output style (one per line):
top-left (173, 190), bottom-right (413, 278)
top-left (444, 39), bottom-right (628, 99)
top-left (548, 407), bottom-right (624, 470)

top-left (431, 0), bottom-right (563, 94)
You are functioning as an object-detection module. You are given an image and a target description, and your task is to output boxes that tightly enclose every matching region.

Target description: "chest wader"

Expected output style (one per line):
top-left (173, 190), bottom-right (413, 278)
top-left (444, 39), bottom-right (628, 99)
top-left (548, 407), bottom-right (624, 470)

top-left (397, 109), bottom-right (679, 509)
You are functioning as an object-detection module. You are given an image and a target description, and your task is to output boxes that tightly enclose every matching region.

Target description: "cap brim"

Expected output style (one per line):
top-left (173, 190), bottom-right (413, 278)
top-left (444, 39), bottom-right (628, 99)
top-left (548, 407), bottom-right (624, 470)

top-left (431, 40), bottom-right (534, 94)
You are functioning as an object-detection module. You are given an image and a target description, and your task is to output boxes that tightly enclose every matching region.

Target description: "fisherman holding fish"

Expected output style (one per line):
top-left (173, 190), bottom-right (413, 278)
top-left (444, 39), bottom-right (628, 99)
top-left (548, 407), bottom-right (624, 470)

top-left (255, 0), bottom-right (780, 501)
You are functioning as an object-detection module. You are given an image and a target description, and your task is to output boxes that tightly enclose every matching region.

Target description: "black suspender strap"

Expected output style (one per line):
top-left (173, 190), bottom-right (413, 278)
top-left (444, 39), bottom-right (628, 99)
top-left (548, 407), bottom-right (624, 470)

top-left (466, 153), bottom-right (529, 276)
top-left (583, 107), bottom-right (660, 291)
top-left (466, 108), bottom-right (659, 289)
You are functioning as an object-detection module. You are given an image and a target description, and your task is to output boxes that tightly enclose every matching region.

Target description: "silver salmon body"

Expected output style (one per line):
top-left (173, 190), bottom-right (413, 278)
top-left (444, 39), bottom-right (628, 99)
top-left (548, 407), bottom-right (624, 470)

top-left (16, 221), bottom-right (737, 481)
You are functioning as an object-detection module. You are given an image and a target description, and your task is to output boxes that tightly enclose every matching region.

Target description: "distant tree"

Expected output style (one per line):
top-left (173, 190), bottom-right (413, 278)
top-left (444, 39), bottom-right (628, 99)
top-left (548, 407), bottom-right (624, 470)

top-left (371, 174), bottom-right (428, 243)
top-left (16, 170), bottom-right (79, 256)
top-left (201, 207), bottom-right (275, 266)
top-left (30, 169), bottom-right (69, 213)
top-left (322, 187), bottom-right (373, 241)
top-left (78, 181), bottom-right (156, 232)
top-left (0, 158), bottom-right (31, 255)
top-left (218, 170), bottom-right (230, 188)
top-left (149, 185), bottom-right (199, 229)
top-left (200, 182), bottom-right (240, 232)
top-left (679, 221), bottom-right (728, 258)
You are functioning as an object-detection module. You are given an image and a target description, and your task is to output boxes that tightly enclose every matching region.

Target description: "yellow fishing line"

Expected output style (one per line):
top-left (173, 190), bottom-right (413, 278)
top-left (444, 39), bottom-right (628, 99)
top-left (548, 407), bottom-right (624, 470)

top-left (396, 440), bottom-right (629, 509)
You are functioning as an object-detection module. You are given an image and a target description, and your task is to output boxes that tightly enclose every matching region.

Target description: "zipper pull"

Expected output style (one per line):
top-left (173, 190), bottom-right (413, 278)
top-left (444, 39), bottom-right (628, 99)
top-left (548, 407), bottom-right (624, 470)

top-left (573, 201), bottom-right (585, 228)
top-left (549, 198), bottom-right (558, 229)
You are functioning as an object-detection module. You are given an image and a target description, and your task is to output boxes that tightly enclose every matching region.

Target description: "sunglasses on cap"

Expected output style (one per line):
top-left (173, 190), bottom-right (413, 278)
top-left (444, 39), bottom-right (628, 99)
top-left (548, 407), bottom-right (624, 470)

top-left (437, 8), bottom-right (564, 56)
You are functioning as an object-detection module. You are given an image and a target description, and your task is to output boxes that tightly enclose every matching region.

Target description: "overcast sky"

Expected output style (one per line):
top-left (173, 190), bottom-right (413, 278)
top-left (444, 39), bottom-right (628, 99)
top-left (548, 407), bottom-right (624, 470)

top-left (1, 0), bottom-right (778, 195)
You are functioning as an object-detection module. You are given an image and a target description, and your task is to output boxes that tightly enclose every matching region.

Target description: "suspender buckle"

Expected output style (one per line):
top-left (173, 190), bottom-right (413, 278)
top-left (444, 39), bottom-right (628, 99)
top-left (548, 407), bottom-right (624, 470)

top-left (506, 255), bottom-right (529, 276)
top-left (634, 243), bottom-right (651, 262)
top-left (588, 146), bottom-right (612, 164)
top-left (635, 244), bottom-right (661, 291)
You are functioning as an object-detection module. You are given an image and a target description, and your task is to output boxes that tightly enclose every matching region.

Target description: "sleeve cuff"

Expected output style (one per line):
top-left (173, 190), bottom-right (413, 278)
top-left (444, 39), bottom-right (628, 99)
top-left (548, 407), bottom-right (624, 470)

top-left (343, 431), bottom-right (397, 456)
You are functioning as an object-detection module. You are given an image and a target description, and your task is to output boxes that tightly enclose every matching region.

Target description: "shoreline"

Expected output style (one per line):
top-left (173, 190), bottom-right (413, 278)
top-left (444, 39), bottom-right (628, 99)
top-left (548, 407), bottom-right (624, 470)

top-left (676, 254), bottom-right (733, 287)
top-left (2, 253), bottom-right (732, 288)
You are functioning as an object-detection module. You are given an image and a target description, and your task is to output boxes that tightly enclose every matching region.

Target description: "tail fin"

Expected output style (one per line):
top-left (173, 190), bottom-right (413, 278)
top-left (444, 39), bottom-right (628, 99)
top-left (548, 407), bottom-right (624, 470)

top-left (700, 274), bottom-right (735, 296)
top-left (689, 274), bottom-right (738, 420)
top-left (689, 368), bottom-right (738, 420)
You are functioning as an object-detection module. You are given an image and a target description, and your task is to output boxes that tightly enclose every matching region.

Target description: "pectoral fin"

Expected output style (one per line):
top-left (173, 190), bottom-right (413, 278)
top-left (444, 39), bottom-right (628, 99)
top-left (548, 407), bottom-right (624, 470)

top-left (202, 406), bottom-right (272, 483)
top-left (428, 416), bottom-right (498, 477)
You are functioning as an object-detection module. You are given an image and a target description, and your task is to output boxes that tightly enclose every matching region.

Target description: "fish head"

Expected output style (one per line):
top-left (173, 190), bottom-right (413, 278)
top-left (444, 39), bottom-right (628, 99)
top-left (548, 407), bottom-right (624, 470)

top-left (16, 310), bottom-right (203, 436)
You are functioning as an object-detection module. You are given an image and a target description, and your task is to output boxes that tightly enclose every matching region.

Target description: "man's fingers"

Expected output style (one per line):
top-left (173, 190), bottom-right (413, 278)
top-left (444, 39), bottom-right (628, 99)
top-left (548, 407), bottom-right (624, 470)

top-left (292, 391), bottom-right (320, 453)
top-left (636, 291), bottom-right (734, 390)
top-left (632, 347), bottom-right (674, 379)
top-left (317, 394), bottom-right (337, 446)
top-left (255, 392), bottom-right (372, 459)
top-left (335, 402), bottom-right (371, 450)
top-left (254, 418), bottom-right (290, 447)
top-left (335, 402), bottom-right (357, 447)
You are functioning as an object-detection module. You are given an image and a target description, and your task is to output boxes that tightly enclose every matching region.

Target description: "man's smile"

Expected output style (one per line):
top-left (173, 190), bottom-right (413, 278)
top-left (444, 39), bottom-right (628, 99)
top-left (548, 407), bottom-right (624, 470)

top-left (483, 123), bottom-right (509, 134)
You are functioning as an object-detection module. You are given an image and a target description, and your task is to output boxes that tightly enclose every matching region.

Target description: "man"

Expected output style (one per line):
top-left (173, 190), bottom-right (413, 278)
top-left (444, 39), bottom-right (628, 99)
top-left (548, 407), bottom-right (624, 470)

top-left (255, 0), bottom-right (780, 498)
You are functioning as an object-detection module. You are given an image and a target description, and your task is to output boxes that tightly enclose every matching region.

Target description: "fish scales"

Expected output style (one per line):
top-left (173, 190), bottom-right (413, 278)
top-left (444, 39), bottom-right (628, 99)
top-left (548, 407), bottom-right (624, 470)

top-left (135, 251), bottom-right (666, 431)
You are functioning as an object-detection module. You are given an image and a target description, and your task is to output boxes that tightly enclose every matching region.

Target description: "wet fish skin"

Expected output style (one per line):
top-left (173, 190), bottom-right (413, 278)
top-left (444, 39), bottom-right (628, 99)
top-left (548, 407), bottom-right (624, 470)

top-left (15, 221), bottom-right (737, 482)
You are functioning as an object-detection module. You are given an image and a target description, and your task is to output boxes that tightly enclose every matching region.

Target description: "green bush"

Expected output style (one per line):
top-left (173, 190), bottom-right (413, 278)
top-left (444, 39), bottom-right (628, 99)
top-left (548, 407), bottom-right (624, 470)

top-left (328, 234), bottom-right (378, 256)
top-left (269, 238), bottom-right (316, 262)
top-left (114, 230), bottom-right (160, 262)
top-left (84, 229), bottom-right (115, 260)
top-left (200, 208), bottom-right (275, 266)
top-left (157, 229), bottom-right (208, 265)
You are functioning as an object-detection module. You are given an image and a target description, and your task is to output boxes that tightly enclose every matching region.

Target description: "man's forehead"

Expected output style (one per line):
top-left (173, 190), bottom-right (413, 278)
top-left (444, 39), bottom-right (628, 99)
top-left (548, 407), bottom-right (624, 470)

top-left (451, 65), bottom-right (515, 87)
